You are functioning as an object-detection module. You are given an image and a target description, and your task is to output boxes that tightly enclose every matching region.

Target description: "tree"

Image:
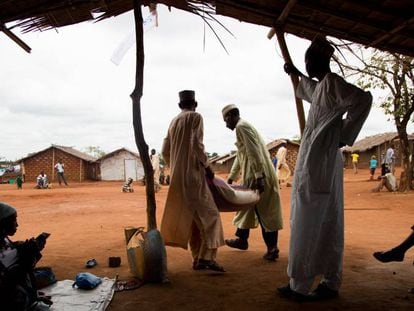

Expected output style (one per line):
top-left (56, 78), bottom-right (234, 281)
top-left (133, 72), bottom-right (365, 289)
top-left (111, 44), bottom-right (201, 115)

top-left (336, 47), bottom-right (414, 191)
top-left (83, 146), bottom-right (106, 158)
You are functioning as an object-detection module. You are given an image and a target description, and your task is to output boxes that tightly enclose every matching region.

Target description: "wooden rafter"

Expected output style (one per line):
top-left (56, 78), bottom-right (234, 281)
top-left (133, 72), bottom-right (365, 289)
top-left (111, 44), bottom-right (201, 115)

top-left (0, 23), bottom-right (31, 52)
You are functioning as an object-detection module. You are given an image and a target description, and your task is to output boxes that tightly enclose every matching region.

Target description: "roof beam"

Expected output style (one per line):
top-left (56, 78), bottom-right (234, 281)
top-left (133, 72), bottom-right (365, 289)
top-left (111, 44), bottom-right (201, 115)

top-left (297, 1), bottom-right (414, 40)
top-left (371, 15), bottom-right (414, 48)
top-left (267, 0), bottom-right (297, 39)
top-left (0, 23), bottom-right (31, 53)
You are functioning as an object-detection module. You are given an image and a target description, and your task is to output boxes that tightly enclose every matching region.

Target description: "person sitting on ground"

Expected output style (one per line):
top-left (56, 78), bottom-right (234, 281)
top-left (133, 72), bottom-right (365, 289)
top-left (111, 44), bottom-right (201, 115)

top-left (373, 225), bottom-right (414, 264)
top-left (36, 172), bottom-right (48, 189)
top-left (122, 178), bottom-right (134, 193)
top-left (0, 202), bottom-right (52, 310)
top-left (374, 225), bottom-right (414, 294)
top-left (372, 170), bottom-right (397, 192)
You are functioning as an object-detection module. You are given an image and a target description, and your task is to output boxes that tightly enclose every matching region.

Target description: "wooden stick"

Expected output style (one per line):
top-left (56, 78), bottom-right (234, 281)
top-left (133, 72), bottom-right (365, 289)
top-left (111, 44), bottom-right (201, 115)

top-left (266, 0), bottom-right (304, 135)
top-left (274, 29), bottom-right (305, 135)
top-left (131, 1), bottom-right (157, 231)
top-left (0, 24), bottom-right (31, 53)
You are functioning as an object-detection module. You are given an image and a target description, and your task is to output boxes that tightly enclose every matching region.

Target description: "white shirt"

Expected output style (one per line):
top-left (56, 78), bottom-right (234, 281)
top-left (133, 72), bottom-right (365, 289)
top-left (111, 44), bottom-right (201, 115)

top-left (55, 162), bottom-right (64, 173)
top-left (385, 148), bottom-right (394, 165)
top-left (0, 238), bottom-right (18, 268)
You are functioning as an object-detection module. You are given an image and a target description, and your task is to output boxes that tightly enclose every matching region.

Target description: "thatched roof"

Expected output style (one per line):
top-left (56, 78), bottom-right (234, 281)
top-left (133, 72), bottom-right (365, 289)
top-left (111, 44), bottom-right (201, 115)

top-left (342, 132), bottom-right (414, 153)
top-left (1, 1), bottom-right (414, 57)
top-left (18, 144), bottom-right (97, 162)
top-left (211, 138), bottom-right (298, 165)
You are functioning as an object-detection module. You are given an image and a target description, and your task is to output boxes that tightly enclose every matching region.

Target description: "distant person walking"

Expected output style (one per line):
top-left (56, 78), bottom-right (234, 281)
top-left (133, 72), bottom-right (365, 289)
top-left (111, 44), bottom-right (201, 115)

top-left (276, 141), bottom-right (291, 185)
top-left (369, 155), bottom-right (377, 180)
top-left (385, 144), bottom-right (395, 174)
top-left (150, 149), bottom-right (161, 192)
top-left (16, 175), bottom-right (23, 190)
top-left (351, 152), bottom-right (359, 174)
top-left (54, 159), bottom-right (68, 186)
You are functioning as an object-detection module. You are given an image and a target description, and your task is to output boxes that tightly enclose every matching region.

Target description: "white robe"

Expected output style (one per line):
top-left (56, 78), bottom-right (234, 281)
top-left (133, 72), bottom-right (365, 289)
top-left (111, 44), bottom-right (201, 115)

top-left (276, 146), bottom-right (291, 182)
top-left (288, 73), bottom-right (372, 280)
top-left (151, 154), bottom-right (161, 185)
top-left (161, 110), bottom-right (224, 250)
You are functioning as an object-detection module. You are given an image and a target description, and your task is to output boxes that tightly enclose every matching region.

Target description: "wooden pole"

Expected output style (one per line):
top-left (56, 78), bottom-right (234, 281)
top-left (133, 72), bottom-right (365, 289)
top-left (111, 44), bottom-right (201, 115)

top-left (272, 29), bottom-right (306, 135)
top-left (0, 24), bottom-right (31, 53)
top-left (266, 0), bottom-right (305, 135)
top-left (132, 1), bottom-right (157, 231)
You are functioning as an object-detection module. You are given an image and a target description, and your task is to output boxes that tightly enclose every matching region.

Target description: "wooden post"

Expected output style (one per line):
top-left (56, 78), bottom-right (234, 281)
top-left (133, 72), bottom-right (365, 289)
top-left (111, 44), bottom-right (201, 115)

top-left (0, 24), bottom-right (31, 53)
top-left (274, 30), bottom-right (306, 135)
top-left (52, 148), bottom-right (55, 181)
top-left (132, 1), bottom-right (157, 231)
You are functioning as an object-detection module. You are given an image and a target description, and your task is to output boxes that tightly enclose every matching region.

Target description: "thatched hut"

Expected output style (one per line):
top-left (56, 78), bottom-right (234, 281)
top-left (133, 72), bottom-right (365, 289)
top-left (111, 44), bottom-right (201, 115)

top-left (342, 132), bottom-right (414, 168)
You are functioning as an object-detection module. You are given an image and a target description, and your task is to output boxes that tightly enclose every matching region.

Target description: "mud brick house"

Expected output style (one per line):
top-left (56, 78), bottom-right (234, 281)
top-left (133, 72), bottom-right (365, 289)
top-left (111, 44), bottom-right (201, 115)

top-left (18, 145), bottom-right (98, 183)
top-left (98, 148), bottom-right (144, 181)
top-left (342, 132), bottom-right (414, 168)
top-left (211, 139), bottom-right (300, 174)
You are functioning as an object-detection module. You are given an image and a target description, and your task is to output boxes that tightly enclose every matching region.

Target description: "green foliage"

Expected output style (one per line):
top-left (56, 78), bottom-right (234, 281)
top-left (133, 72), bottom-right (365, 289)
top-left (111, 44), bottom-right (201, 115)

top-left (354, 52), bottom-right (414, 124)
top-left (83, 146), bottom-right (106, 158)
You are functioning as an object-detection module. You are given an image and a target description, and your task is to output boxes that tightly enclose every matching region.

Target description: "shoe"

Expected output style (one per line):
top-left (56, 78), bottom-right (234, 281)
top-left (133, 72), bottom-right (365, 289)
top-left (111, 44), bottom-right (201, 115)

top-left (277, 284), bottom-right (311, 302)
top-left (310, 283), bottom-right (339, 300)
top-left (85, 258), bottom-right (98, 268)
top-left (194, 259), bottom-right (225, 272)
top-left (373, 249), bottom-right (404, 263)
top-left (225, 238), bottom-right (248, 250)
top-left (263, 248), bottom-right (279, 261)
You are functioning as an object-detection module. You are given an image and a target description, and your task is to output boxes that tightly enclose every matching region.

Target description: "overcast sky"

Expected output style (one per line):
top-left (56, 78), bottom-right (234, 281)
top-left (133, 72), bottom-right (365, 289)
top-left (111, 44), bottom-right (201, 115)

top-left (0, 6), bottom-right (410, 161)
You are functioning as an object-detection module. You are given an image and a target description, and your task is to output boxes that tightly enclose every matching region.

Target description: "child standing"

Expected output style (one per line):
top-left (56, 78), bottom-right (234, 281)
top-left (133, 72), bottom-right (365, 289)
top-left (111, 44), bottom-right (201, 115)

top-left (369, 155), bottom-right (378, 180)
top-left (16, 175), bottom-right (23, 190)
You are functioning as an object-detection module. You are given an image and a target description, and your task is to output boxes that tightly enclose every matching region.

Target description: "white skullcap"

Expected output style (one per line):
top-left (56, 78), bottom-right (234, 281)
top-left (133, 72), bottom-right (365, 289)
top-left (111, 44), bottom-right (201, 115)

top-left (0, 202), bottom-right (16, 222)
top-left (222, 104), bottom-right (238, 119)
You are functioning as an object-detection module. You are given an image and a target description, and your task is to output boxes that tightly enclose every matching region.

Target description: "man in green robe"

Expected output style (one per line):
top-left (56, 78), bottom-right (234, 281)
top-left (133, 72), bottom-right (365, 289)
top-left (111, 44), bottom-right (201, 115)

top-left (222, 104), bottom-right (283, 260)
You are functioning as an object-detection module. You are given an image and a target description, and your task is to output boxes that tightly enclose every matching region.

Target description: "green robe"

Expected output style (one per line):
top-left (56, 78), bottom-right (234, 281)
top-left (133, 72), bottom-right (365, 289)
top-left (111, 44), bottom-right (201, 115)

top-left (228, 119), bottom-right (283, 231)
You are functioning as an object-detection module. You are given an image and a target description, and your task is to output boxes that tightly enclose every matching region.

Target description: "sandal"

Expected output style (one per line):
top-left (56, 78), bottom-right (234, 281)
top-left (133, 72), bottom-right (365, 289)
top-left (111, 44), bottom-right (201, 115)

top-left (114, 278), bottom-right (144, 292)
top-left (85, 259), bottom-right (98, 268)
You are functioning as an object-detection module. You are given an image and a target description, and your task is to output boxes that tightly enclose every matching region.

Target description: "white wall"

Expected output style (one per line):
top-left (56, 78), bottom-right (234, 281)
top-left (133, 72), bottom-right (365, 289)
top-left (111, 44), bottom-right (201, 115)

top-left (100, 150), bottom-right (144, 181)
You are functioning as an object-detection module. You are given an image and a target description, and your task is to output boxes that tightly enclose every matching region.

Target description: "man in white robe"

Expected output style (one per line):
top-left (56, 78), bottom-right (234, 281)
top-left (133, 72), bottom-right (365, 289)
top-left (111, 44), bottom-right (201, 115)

top-left (150, 149), bottom-right (161, 192)
top-left (222, 104), bottom-right (283, 261)
top-left (278, 36), bottom-right (372, 301)
top-left (161, 90), bottom-right (225, 272)
top-left (276, 141), bottom-right (291, 184)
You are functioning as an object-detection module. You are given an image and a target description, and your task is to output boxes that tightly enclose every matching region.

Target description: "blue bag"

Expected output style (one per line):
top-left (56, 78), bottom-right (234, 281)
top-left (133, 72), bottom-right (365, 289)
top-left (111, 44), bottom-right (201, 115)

top-left (72, 272), bottom-right (102, 290)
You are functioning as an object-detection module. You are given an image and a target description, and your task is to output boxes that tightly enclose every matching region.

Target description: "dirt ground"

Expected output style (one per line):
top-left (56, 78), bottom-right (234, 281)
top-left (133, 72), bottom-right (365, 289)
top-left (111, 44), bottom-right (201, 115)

top-left (1, 169), bottom-right (413, 310)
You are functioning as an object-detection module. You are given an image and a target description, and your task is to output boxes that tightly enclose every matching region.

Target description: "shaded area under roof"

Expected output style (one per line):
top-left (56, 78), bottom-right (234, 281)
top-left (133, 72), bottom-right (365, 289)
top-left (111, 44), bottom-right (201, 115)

top-left (1, 1), bottom-right (414, 57)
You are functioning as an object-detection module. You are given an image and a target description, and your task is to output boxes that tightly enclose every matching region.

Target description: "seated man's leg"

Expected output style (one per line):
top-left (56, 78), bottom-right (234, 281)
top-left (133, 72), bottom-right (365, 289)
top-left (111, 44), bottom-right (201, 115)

top-left (373, 226), bottom-right (414, 263)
